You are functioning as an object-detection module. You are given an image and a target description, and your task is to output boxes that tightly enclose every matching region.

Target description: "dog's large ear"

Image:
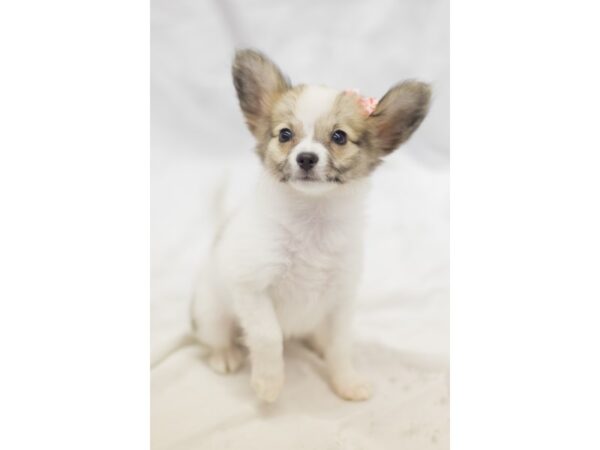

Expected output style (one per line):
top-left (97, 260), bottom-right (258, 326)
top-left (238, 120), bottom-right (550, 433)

top-left (232, 49), bottom-right (291, 138)
top-left (367, 81), bottom-right (431, 154)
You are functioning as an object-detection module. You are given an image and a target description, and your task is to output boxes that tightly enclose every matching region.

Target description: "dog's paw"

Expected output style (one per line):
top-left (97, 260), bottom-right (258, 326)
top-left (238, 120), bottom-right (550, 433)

top-left (207, 347), bottom-right (245, 374)
top-left (251, 365), bottom-right (284, 403)
top-left (332, 374), bottom-right (373, 401)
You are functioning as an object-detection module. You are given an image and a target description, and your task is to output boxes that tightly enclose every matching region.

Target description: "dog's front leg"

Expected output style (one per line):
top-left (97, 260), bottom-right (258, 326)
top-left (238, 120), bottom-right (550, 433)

top-left (233, 290), bottom-right (284, 403)
top-left (318, 304), bottom-right (372, 401)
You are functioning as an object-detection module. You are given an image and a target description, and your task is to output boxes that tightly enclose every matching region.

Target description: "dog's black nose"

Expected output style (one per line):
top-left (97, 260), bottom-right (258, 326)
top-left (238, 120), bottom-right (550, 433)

top-left (296, 152), bottom-right (319, 171)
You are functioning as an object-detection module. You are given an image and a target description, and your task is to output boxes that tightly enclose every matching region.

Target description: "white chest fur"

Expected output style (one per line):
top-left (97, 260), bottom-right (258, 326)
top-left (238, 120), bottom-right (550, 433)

top-left (269, 203), bottom-right (360, 336)
top-left (217, 174), bottom-right (368, 337)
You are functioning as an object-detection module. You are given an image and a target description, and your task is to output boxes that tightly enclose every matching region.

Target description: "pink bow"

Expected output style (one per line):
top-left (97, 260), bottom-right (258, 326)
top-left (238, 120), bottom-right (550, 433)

top-left (344, 89), bottom-right (378, 115)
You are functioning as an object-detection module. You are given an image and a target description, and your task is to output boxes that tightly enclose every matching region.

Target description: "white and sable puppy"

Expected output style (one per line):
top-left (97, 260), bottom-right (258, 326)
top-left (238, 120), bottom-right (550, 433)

top-left (192, 49), bottom-right (431, 403)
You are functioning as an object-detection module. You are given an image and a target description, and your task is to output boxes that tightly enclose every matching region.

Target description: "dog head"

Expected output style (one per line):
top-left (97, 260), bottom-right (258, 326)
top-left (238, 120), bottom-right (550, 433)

top-left (232, 49), bottom-right (431, 195)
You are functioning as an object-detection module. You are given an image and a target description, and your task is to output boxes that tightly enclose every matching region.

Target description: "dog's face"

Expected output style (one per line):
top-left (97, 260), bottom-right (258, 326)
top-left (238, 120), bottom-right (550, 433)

top-left (232, 49), bottom-right (431, 195)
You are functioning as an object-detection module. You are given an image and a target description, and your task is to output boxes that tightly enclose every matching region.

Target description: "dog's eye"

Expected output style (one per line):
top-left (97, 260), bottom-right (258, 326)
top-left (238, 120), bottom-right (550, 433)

top-left (279, 128), bottom-right (293, 143)
top-left (331, 130), bottom-right (347, 145)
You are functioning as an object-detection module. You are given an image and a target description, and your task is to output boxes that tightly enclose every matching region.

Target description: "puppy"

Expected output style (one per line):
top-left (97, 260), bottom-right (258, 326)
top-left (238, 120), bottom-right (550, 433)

top-left (192, 49), bottom-right (431, 403)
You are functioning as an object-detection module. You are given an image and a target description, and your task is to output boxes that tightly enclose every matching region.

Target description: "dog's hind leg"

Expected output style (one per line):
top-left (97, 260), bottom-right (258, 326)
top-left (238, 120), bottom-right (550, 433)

top-left (191, 281), bottom-right (245, 374)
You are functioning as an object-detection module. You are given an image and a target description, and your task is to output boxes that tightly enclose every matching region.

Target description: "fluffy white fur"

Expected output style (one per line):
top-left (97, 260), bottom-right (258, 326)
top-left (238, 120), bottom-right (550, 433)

top-left (192, 85), bottom-right (373, 402)
top-left (191, 48), bottom-right (430, 403)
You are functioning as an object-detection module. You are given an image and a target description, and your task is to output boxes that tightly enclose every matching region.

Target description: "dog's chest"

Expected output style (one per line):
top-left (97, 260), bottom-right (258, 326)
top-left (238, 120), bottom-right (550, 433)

top-left (269, 215), bottom-right (354, 335)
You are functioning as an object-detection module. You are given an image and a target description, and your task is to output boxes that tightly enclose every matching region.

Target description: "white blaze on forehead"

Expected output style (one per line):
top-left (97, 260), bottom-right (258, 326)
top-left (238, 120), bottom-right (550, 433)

top-left (293, 85), bottom-right (339, 136)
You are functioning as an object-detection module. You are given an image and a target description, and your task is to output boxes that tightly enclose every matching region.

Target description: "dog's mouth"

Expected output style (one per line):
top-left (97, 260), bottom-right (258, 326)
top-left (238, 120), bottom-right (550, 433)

top-left (286, 171), bottom-right (321, 183)
top-left (296, 173), bottom-right (319, 182)
top-left (281, 170), bottom-right (344, 195)
top-left (290, 173), bottom-right (342, 184)
top-left (278, 166), bottom-right (343, 185)
top-left (276, 159), bottom-right (344, 185)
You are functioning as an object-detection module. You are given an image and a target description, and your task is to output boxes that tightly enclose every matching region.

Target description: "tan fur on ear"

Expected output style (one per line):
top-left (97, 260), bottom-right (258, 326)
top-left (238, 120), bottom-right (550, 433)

top-left (368, 81), bottom-right (431, 154)
top-left (232, 49), bottom-right (291, 139)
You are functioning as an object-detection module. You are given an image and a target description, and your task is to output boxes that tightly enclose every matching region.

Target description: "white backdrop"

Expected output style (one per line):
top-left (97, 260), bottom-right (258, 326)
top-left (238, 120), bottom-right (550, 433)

top-left (151, 1), bottom-right (449, 448)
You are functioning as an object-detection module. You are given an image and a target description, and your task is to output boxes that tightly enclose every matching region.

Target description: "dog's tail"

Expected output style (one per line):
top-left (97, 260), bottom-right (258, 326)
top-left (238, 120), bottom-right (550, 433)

top-left (184, 171), bottom-right (232, 356)
top-left (152, 173), bottom-right (232, 369)
top-left (208, 170), bottom-right (230, 231)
